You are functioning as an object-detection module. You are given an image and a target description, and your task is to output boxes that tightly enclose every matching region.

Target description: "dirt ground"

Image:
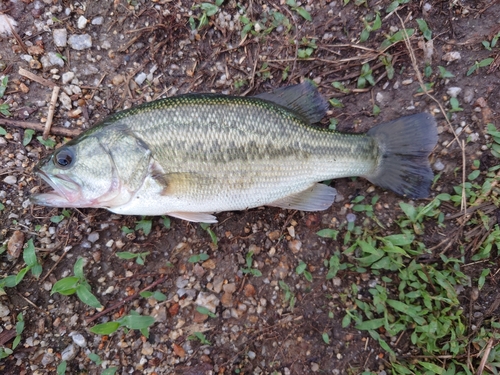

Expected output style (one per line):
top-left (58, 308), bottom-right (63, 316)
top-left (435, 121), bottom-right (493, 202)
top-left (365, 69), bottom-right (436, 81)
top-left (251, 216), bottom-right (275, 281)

top-left (0, 0), bottom-right (500, 374)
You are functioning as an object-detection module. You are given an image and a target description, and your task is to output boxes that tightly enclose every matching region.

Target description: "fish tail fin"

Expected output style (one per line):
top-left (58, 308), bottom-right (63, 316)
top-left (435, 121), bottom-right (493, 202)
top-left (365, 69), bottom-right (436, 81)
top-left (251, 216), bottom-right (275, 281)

top-left (365, 113), bottom-right (438, 199)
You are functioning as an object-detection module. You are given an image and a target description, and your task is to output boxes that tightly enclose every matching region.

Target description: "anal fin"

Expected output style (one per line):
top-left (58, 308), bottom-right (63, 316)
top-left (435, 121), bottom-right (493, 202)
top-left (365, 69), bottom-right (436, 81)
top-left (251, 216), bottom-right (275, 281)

top-left (167, 211), bottom-right (218, 223)
top-left (268, 183), bottom-right (336, 211)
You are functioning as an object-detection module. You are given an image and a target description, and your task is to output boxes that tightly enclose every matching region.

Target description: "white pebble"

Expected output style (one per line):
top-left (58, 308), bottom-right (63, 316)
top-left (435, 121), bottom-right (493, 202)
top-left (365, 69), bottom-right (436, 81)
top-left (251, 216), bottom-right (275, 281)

top-left (77, 16), bottom-right (87, 29)
top-left (87, 232), bottom-right (99, 243)
top-left (3, 175), bottom-right (17, 185)
top-left (195, 292), bottom-right (220, 313)
top-left (446, 87), bottom-right (462, 98)
top-left (91, 16), bottom-right (104, 25)
top-left (135, 72), bottom-right (147, 85)
top-left (346, 213), bottom-right (356, 223)
top-left (433, 160), bottom-right (445, 171)
top-left (69, 332), bottom-right (87, 347)
top-left (0, 303), bottom-right (10, 317)
top-left (59, 92), bottom-right (72, 110)
top-left (68, 34), bottom-right (92, 50)
top-left (53, 28), bottom-right (67, 47)
top-left (61, 344), bottom-right (77, 361)
top-left (62, 71), bottom-right (75, 84)
top-left (442, 51), bottom-right (461, 62)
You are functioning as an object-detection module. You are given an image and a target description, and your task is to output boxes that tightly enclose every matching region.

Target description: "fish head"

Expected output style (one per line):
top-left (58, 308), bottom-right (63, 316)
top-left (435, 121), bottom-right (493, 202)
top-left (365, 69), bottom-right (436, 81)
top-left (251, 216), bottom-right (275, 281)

top-left (31, 135), bottom-right (123, 208)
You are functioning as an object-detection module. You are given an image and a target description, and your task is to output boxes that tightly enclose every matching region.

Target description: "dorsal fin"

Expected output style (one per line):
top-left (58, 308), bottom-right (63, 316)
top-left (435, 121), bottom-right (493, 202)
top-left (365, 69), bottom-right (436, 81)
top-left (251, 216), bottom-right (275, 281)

top-left (254, 81), bottom-right (328, 124)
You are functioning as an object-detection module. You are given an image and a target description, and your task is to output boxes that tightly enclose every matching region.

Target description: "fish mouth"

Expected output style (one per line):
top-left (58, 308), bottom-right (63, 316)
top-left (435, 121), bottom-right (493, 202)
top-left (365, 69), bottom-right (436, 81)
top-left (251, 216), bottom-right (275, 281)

top-left (31, 170), bottom-right (85, 207)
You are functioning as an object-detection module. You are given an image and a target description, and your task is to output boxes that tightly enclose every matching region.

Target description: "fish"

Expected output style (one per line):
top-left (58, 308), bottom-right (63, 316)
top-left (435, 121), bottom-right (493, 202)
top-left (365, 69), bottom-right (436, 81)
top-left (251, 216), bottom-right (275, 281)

top-left (31, 81), bottom-right (438, 223)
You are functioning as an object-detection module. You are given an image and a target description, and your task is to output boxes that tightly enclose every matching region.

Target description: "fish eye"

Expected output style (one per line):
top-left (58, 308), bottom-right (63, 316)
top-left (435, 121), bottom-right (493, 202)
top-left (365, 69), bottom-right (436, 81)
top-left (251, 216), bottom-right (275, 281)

top-left (53, 148), bottom-right (75, 169)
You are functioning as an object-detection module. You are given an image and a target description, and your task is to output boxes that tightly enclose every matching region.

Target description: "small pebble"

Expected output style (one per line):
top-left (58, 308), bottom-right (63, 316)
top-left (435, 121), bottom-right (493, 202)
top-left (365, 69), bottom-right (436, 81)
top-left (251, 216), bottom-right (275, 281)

top-left (446, 87), bottom-right (462, 98)
top-left (87, 232), bottom-right (99, 243)
top-left (463, 88), bottom-right (474, 104)
top-left (41, 52), bottom-right (65, 69)
top-left (3, 175), bottom-right (17, 185)
top-left (69, 332), bottom-right (87, 347)
top-left (68, 34), bottom-right (92, 50)
top-left (288, 239), bottom-right (302, 253)
top-left (442, 51), bottom-right (461, 62)
top-left (91, 16), bottom-right (104, 25)
top-left (61, 344), bottom-right (77, 361)
top-left (135, 72), bottom-right (147, 85)
top-left (7, 230), bottom-right (24, 258)
top-left (196, 292), bottom-right (220, 313)
top-left (77, 16), bottom-right (87, 29)
top-left (0, 303), bottom-right (10, 318)
top-left (53, 28), bottom-right (67, 47)
top-left (62, 71), bottom-right (75, 84)
top-left (433, 160), bottom-right (445, 171)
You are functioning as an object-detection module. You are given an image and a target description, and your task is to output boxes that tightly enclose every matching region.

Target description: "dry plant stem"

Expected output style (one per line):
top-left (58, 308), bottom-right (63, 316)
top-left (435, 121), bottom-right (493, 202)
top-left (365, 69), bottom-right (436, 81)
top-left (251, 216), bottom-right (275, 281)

top-left (0, 118), bottom-right (81, 138)
top-left (16, 292), bottom-right (48, 315)
top-left (39, 249), bottom-right (68, 284)
top-left (458, 170), bottom-right (500, 225)
top-left (86, 274), bottom-right (167, 324)
top-left (43, 85), bottom-right (60, 139)
top-left (476, 338), bottom-right (494, 375)
top-left (18, 67), bottom-right (56, 88)
top-left (395, 12), bottom-right (467, 213)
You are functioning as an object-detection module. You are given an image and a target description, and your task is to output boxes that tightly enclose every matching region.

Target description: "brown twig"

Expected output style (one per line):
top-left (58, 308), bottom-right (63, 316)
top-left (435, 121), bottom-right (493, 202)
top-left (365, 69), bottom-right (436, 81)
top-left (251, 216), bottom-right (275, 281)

top-left (85, 274), bottom-right (167, 324)
top-left (16, 292), bottom-right (49, 315)
top-left (18, 67), bottom-right (56, 88)
top-left (0, 118), bottom-right (81, 138)
top-left (39, 248), bottom-right (69, 284)
top-left (43, 85), bottom-right (60, 139)
top-left (476, 338), bottom-right (494, 375)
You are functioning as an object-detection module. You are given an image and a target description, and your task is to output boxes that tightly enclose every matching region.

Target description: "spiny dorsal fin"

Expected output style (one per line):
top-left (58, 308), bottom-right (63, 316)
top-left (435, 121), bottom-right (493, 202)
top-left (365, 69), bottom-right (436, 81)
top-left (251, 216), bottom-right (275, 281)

top-left (254, 81), bottom-right (328, 124)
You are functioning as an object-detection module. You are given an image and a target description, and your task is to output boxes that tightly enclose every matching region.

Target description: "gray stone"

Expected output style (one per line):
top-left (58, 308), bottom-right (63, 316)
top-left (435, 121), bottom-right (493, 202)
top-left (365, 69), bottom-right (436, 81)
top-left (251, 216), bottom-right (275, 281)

top-left (41, 52), bottom-right (65, 69)
top-left (62, 71), bottom-right (75, 84)
top-left (59, 91), bottom-right (72, 110)
top-left (68, 34), bottom-right (92, 50)
top-left (77, 16), bottom-right (87, 29)
top-left (3, 175), bottom-right (17, 185)
top-left (61, 344), bottom-right (77, 361)
top-left (53, 28), bottom-right (67, 47)
top-left (92, 16), bottom-right (104, 25)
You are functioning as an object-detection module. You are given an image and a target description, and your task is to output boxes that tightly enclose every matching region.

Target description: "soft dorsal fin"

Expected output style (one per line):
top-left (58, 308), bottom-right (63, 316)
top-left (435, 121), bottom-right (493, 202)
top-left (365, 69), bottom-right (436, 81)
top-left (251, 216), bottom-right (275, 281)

top-left (254, 81), bottom-right (328, 124)
top-left (268, 183), bottom-right (336, 211)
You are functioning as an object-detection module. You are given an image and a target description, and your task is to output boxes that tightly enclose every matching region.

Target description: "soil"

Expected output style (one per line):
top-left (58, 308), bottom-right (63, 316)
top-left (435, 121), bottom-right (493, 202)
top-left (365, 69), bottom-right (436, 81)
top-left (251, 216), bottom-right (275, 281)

top-left (0, 0), bottom-right (499, 374)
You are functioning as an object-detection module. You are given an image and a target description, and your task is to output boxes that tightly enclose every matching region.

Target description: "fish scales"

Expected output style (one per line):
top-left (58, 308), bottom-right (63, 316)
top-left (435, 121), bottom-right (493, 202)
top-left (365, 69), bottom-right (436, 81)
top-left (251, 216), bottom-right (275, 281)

top-left (111, 96), bottom-right (376, 209)
top-left (31, 82), bottom-right (438, 223)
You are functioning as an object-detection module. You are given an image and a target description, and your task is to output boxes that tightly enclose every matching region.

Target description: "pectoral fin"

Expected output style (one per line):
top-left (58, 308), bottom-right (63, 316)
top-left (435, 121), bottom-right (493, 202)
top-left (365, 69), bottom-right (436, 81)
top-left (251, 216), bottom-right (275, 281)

top-left (269, 183), bottom-right (336, 211)
top-left (150, 168), bottom-right (200, 197)
top-left (167, 211), bottom-right (218, 223)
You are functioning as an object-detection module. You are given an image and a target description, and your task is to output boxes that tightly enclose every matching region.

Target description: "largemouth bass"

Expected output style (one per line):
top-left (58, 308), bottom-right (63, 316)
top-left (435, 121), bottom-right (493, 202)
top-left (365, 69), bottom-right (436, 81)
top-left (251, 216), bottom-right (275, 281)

top-left (32, 82), bottom-right (437, 223)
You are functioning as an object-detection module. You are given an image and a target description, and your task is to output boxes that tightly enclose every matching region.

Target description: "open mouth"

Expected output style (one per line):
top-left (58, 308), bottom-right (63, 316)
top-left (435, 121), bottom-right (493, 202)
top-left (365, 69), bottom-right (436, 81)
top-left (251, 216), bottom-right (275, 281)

top-left (31, 170), bottom-right (83, 207)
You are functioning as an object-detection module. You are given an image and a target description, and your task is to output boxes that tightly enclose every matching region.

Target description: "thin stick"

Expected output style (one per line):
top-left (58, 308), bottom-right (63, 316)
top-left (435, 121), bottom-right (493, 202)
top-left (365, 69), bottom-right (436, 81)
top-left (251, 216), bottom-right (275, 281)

top-left (476, 338), bottom-right (494, 375)
top-left (16, 292), bottom-right (49, 315)
top-left (18, 67), bottom-right (56, 88)
top-left (39, 248), bottom-right (69, 284)
top-left (43, 86), bottom-right (60, 139)
top-left (0, 118), bottom-right (81, 138)
top-left (85, 274), bottom-right (167, 324)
